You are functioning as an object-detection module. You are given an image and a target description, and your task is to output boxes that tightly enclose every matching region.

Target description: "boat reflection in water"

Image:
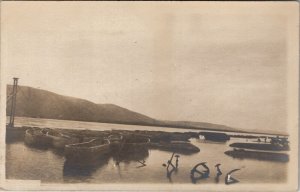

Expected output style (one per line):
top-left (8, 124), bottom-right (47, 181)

top-left (63, 134), bottom-right (150, 182)
top-left (110, 134), bottom-right (150, 165)
top-left (112, 147), bottom-right (149, 164)
top-left (63, 154), bottom-right (110, 182)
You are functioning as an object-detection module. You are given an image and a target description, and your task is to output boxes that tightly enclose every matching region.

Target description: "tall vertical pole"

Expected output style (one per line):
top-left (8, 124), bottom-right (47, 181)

top-left (8, 78), bottom-right (18, 128)
top-left (8, 79), bottom-right (16, 127)
top-left (11, 78), bottom-right (19, 127)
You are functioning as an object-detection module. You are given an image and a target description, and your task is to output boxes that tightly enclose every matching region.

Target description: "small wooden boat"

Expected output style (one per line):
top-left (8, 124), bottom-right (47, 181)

top-left (24, 128), bottom-right (52, 148)
top-left (224, 149), bottom-right (289, 162)
top-left (229, 142), bottom-right (289, 151)
top-left (46, 130), bottom-right (79, 149)
top-left (120, 134), bottom-right (150, 153)
top-left (108, 134), bottom-right (123, 151)
top-left (64, 138), bottom-right (111, 165)
top-left (149, 141), bottom-right (200, 154)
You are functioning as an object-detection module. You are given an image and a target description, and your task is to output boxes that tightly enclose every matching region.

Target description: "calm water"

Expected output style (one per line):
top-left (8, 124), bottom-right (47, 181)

top-left (6, 117), bottom-right (288, 184)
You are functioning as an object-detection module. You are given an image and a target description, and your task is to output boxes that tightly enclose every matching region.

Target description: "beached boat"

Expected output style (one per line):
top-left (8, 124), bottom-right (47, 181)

top-left (64, 138), bottom-right (111, 165)
top-left (24, 128), bottom-right (52, 148)
top-left (229, 142), bottom-right (289, 151)
top-left (224, 149), bottom-right (289, 162)
top-left (149, 140), bottom-right (200, 154)
top-left (46, 130), bottom-right (79, 149)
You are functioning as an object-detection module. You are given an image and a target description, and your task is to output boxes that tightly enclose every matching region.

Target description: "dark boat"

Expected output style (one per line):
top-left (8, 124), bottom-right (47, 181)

top-left (120, 134), bottom-right (150, 153)
top-left (24, 128), bottom-right (52, 148)
top-left (108, 134), bottom-right (123, 151)
top-left (65, 138), bottom-right (111, 165)
top-left (229, 142), bottom-right (289, 151)
top-left (199, 132), bottom-right (230, 142)
top-left (63, 154), bottom-right (110, 179)
top-left (46, 130), bottom-right (80, 149)
top-left (6, 126), bottom-right (27, 143)
top-left (224, 149), bottom-right (289, 162)
top-left (149, 141), bottom-right (200, 154)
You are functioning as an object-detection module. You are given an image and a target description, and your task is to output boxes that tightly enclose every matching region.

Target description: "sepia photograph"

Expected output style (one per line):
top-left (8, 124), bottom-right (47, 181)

top-left (0, 1), bottom-right (299, 191)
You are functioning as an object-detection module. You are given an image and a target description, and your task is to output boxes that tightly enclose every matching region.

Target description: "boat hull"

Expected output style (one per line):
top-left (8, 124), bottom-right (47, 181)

top-left (46, 133), bottom-right (80, 149)
top-left (229, 142), bottom-right (289, 151)
top-left (149, 141), bottom-right (200, 154)
top-left (24, 129), bottom-right (52, 148)
top-left (225, 149), bottom-right (289, 162)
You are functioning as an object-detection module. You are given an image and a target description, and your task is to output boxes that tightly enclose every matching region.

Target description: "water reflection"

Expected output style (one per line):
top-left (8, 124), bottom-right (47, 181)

top-left (63, 146), bottom-right (150, 182)
top-left (63, 155), bottom-right (110, 182)
top-left (112, 147), bottom-right (149, 165)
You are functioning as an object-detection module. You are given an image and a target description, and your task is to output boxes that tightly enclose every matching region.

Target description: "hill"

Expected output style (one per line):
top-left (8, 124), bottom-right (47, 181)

top-left (7, 85), bottom-right (157, 125)
top-left (7, 85), bottom-right (284, 135)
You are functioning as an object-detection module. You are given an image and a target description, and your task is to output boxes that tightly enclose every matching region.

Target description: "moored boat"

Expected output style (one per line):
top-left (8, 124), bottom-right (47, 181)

top-left (64, 138), bottom-right (111, 165)
top-left (108, 134), bottom-right (123, 151)
top-left (149, 140), bottom-right (200, 154)
top-left (224, 149), bottom-right (289, 162)
top-left (46, 130), bottom-right (80, 149)
top-left (120, 134), bottom-right (150, 153)
top-left (151, 141), bottom-right (200, 154)
top-left (229, 142), bottom-right (289, 151)
top-left (24, 128), bottom-right (52, 148)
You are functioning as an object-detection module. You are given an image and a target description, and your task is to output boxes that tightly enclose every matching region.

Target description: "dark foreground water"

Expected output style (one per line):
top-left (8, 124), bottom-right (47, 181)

top-left (6, 117), bottom-right (288, 184)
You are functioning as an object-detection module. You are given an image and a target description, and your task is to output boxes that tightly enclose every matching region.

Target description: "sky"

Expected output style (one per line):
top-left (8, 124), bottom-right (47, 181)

top-left (1, 2), bottom-right (298, 133)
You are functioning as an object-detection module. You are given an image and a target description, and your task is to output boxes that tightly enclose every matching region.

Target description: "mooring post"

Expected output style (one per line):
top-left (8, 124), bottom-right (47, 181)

top-left (8, 77), bottom-right (19, 128)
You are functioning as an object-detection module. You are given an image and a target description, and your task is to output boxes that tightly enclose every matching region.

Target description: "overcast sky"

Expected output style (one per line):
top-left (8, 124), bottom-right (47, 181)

top-left (2, 2), bottom-right (297, 132)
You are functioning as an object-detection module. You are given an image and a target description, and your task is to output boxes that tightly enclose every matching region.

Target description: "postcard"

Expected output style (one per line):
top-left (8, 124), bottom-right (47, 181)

top-left (0, 1), bottom-right (298, 191)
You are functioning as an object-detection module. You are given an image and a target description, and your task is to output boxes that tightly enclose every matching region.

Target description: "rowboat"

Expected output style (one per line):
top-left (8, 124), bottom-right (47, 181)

top-left (108, 134), bottom-right (123, 151)
top-left (110, 134), bottom-right (150, 164)
top-left (64, 138), bottom-right (111, 165)
top-left (24, 128), bottom-right (52, 148)
top-left (46, 130), bottom-right (80, 149)
top-left (224, 149), bottom-right (289, 162)
top-left (149, 140), bottom-right (200, 154)
top-left (229, 142), bottom-right (289, 151)
top-left (120, 134), bottom-right (150, 153)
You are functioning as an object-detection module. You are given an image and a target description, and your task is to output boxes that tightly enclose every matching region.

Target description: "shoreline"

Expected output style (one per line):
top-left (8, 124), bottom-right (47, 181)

top-left (8, 116), bottom-right (288, 137)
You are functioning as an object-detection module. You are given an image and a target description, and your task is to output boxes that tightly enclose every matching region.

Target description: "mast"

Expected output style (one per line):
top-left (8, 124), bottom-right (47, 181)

top-left (8, 77), bottom-right (19, 128)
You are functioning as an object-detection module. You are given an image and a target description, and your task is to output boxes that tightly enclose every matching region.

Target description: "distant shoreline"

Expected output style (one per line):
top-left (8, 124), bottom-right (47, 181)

top-left (9, 116), bottom-right (288, 137)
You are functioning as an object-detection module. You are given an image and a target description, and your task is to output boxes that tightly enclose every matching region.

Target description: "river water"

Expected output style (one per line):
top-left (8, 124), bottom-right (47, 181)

top-left (6, 117), bottom-right (288, 184)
